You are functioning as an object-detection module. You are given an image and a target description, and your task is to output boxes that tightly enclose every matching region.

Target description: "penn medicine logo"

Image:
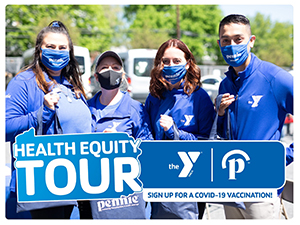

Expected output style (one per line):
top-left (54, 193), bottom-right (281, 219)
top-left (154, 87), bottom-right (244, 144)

top-left (222, 150), bottom-right (250, 180)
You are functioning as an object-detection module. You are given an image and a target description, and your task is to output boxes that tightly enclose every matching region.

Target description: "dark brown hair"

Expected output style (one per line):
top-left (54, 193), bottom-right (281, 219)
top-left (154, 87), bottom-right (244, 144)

top-left (18, 20), bottom-right (86, 99)
top-left (149, 39), bottom-right (201, 99)
top-left (219, 14), bottom-right (252, 36)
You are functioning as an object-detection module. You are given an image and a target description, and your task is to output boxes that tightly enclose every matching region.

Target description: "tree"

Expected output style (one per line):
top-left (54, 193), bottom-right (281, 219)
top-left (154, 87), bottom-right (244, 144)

top-left (124, 5), bottom-right (223, 64)
top-left (179, 5), bottom-right (223, 64)
top-left (5, 5), bottom-right (113, 56)
top-left (127, 5), bottom-right (171, 49)
top-left (250, 12), bottom-right (293, 67)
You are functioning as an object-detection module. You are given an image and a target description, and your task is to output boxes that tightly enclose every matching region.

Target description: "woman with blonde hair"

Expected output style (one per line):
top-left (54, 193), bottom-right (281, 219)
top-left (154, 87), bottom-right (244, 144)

top-left (87, 50), bottom-right (153, 219)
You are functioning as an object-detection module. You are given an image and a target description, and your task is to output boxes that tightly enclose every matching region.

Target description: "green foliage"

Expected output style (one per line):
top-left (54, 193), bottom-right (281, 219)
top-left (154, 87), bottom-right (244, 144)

top-left (250, 12), bottom-right (293, 67)
top-left (125, 5), bottom-right (223, 64)
top-left (128, 5), bottom-right (173, 49)
top-left (179, 5), bottom-right (223, 63)
top-left (6, 5), bottom-right (113, 56)
top-left (6, 5), bottom-right (294, 67)
top-left (125, 6), bottom-right (293, 66)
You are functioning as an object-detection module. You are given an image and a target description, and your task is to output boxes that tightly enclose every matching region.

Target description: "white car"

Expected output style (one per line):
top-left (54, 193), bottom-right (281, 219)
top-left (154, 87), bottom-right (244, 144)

top-left (118, 49), bottom-right (157, 103)
top-left (201, 75), bottom-right (223, 101)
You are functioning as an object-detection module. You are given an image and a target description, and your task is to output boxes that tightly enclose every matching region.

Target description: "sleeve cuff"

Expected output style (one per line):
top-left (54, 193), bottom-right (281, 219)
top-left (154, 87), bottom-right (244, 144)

top-left (42, 104), bottom-right (55, 123)
top-left (164, 123), bottom-right (180, 140)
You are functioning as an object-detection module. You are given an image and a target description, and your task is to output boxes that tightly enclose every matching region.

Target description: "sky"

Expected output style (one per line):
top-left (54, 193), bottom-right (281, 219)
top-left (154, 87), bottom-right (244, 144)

top-left (219, 5), bottom-right (293, 24)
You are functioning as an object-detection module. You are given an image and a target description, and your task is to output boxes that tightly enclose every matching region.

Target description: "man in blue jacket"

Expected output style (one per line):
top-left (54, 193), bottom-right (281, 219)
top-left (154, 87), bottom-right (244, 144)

top-left (216, 14), bottom-right (293, 219)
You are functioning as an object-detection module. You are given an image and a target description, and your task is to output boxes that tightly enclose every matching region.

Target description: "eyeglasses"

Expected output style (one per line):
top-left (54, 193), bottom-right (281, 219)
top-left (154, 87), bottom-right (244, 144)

top-left (162, 58), bottom-right (183, 65)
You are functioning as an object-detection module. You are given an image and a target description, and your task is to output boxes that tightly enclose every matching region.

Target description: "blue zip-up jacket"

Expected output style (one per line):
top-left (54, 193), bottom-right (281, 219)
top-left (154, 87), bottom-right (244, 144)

top-left (217, 53), bottom-right (293, 165)
top-left (6, 69), bottom-right (91, 192)
top-left (145, 86), bottom-right (215, 140)
top-left (88, 91), bottom-right (153, 140)
top-left (218, 53), bottom-right (293, 140)
top-left (88, 91), bottom-right (152, 219)
top-left (144, 85), bottom-right (215, 219)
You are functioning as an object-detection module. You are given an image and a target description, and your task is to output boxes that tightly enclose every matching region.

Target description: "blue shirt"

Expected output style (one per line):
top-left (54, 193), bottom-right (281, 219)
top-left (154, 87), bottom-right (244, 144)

top-left (217, 53), bottom-right (293, 141)
top-left (94, 92), bottom-right (123, 119)
top-left (49, 76), bottom-right (91, 134)
top-left (88, 91), bottom-right (153, 140)
top-left (5, 69), bottom-right (91, 191)
top-left (217, 53), bottom-right (294, 172)
top-left (87, 91), bottom-right (152, 219)
top-left (145, 85), bottom-right (215, 140)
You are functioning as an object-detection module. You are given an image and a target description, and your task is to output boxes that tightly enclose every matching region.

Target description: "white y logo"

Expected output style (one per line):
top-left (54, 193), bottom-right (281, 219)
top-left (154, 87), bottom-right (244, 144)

top-left (251, 95), bottom-right (263, 107)
top-left (222, 150), bottom-right (250, 180)
top-left (178, 151), bottom-right (200, 177)
top-left (112, 122), bottom-right (121, 130)
top-left (184, 115), bottom-right (194, 126)
top-left (104, 122), bottom-right (121, 132)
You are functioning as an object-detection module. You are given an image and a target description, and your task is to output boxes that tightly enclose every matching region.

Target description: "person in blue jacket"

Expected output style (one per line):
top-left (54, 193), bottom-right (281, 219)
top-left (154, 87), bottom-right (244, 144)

top-left (216, 14), bottom-right (293, 219)
top-left (87, 50), bottom-right (153, 219)
top-left (144, 39), bottom-right (215, 219)
top-left (5, 21), bottom-right (91, 219)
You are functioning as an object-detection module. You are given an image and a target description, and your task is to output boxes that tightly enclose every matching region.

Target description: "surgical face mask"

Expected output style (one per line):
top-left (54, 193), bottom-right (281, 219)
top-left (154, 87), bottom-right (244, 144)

top-left (41, 48), bottom-right (70, 71)
top-left (97, 70), bottom-right (123, 90)
top-left (162, 63), bottom-right (187, 84)
top-left (220, 36), bottom-right (252, 67)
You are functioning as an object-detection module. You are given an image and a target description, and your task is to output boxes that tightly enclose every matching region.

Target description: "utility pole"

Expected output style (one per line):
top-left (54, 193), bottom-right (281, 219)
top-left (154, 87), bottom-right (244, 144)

top-left (176, 5), bottom-right (181, 39)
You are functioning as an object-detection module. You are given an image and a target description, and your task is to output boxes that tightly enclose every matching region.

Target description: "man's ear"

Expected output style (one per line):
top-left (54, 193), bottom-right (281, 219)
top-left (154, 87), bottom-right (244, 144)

top-left (249, 35), bottom-right (256, 48)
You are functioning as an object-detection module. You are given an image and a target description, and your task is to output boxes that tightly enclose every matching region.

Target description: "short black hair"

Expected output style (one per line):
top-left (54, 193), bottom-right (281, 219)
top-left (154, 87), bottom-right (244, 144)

top-left (219, 14), bottom-right (251, 35)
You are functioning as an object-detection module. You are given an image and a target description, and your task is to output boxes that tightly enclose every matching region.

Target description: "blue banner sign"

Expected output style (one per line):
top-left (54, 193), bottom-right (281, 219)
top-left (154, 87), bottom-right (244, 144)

top-left (139, 141), bottom-right (285, 188)
top-left (14, 128), bottom-right (142, 202)
top-left (13, 128), bottom-right (285, 202)
top-left (139, 141), bottom-right (285, 202)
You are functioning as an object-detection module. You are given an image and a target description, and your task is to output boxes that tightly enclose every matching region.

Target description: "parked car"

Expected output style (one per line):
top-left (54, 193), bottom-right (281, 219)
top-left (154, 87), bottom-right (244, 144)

top-left (201, 75), bottom-right (223, 101)
top-left (119, 49), bottom-right (157, 103)
top-left (73, 46), bottom-right (92, 99)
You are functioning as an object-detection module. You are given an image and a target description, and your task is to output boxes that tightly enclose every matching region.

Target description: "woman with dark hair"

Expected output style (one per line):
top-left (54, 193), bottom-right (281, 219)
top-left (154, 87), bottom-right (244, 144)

top-left (145, 39), bottom-right (215, 219)
top-left (5, 21), bottom-right (91, 219)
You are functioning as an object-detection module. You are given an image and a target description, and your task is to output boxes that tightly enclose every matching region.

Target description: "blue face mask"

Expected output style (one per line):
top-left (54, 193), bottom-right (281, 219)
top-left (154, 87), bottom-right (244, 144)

top-left (220, 36), bottom-right (252, 67)
top-left (41, 48), bottom-right (70, 71)
top-left (162, 63), bottom-right (187, 84)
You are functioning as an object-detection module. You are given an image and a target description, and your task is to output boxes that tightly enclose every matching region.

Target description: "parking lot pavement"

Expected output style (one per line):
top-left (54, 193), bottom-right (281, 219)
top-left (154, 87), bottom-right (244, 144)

top-left (203, 134), bottom-right (294, 220)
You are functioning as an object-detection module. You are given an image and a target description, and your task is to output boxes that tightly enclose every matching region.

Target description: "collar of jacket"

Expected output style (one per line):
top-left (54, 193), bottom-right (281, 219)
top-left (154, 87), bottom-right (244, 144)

top-left (89, 91), bottom-right (131, 122)
top-left (42, 71), bottom-right (73, 88)
top-left (43, 71), bottom-right (88, 104)
top-left (162, 81), bottom-right (191, 99)
top-left (225, 53), bottom-right (261, 87)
